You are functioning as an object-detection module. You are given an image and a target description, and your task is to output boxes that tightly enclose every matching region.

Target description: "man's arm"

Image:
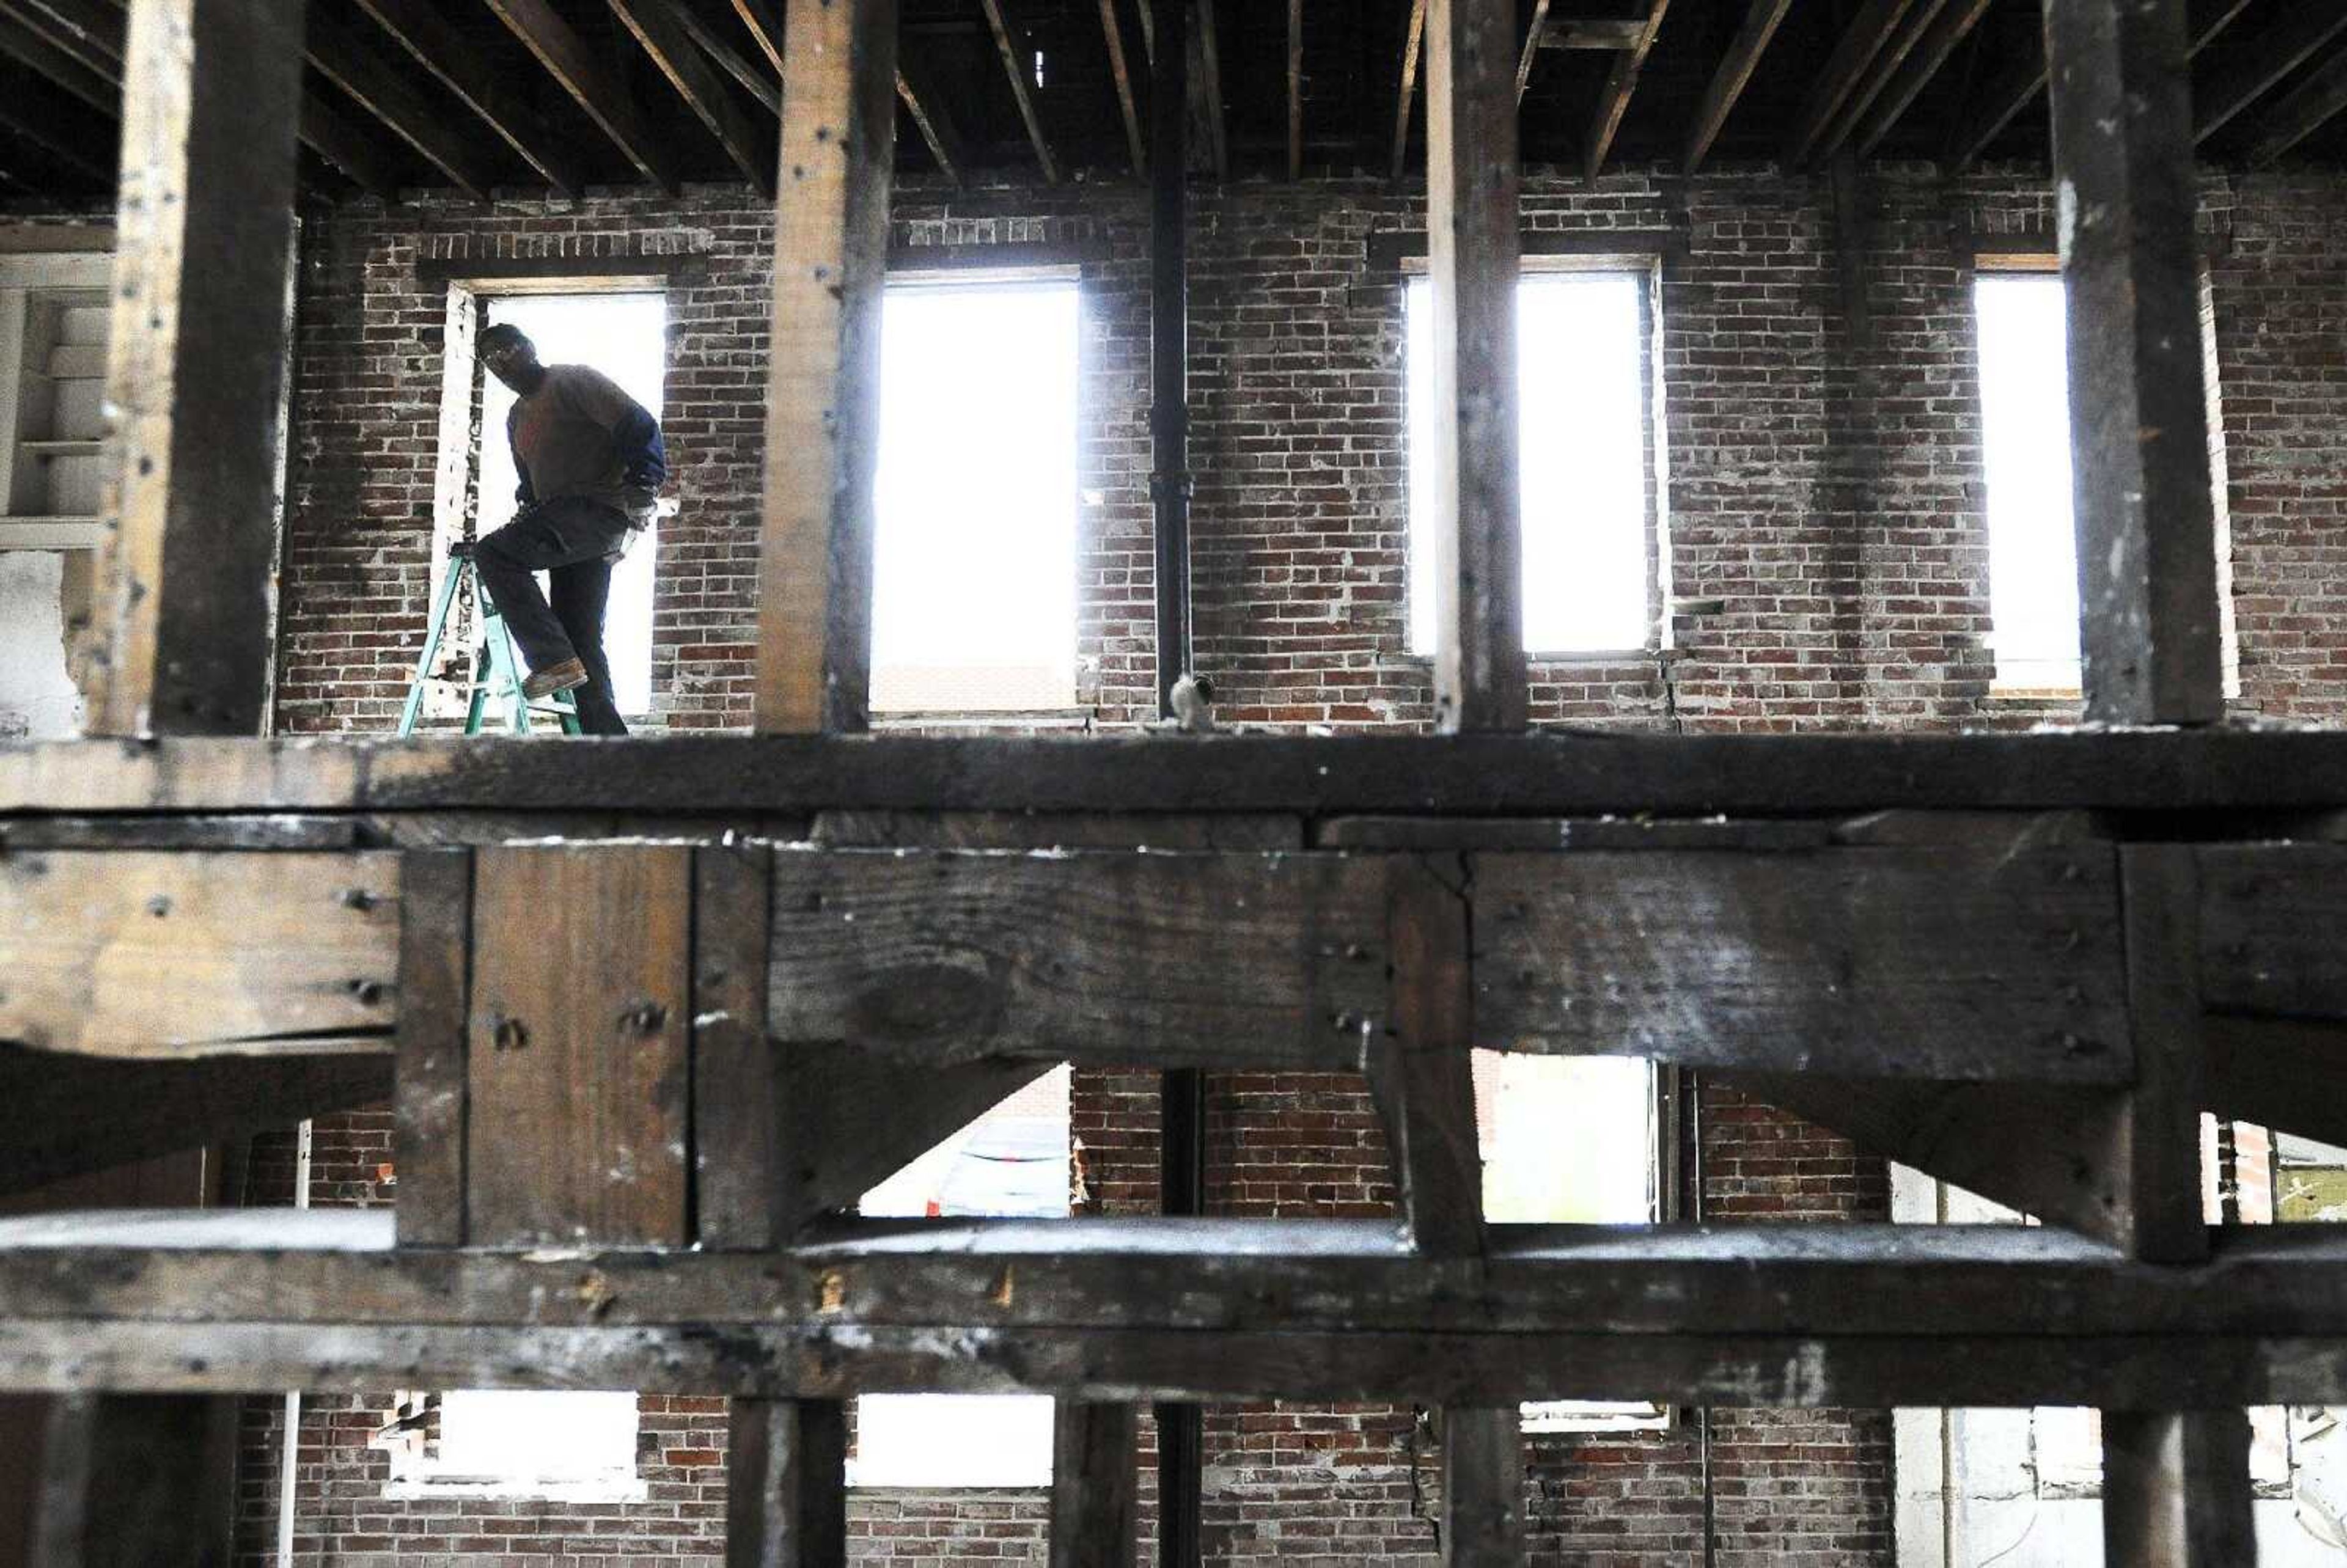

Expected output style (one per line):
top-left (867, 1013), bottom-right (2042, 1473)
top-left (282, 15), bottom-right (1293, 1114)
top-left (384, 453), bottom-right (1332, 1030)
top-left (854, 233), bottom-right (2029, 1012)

top-left (562, 366), bottom-right (666, 507)
top-left (508, 403), bottom-right (537, 506)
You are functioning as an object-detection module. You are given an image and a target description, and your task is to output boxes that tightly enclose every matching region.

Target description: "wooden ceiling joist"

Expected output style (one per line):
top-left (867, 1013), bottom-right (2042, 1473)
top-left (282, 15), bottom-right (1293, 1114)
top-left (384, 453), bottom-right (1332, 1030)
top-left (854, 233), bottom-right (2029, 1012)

top-left (1851, 0), bottom-right (1996, 161)
top-left (2248, 42), bottom-right (2347, 167)
top-left (1390, 0), bottom-right (1425, 180)
top-left (1546, 18), bottom-right (1651, 50)
top-left (1684, 0), bottom-right (1793, 173)
top-left (351, 0), bottom-right (588, 196)
top-left (303, 7), bottom-right (502, 199)
top-left (1100, 0), bottom-right (1145, 175)
top-left (1783, 0), bottom-right (1914, 168)
top-left (1584, 1), bottom-right (1672, 181)
top-left (897, 60), bottom-right (969, 185)
top-left (1818, 0), bottom-right (1953, 160)
top-left (1196, 0), bottom-right (1229, 181)
top-left (1515, 0), bottom-right (1551, 102)
top-left (2197, 4), bottom-right (2347, 145)
top-left (978, 0), bottom-right (1060, 183)
top-left (656, 0), bottom-right (780, 114)
top-left (730, 0), bottom-right (785, 75)
top-left (0, 4), bottom-right (113, 116)
top-left (483, 0), bottom-right (680, 192)
top-left (609, 0), bottom-right (773, 192)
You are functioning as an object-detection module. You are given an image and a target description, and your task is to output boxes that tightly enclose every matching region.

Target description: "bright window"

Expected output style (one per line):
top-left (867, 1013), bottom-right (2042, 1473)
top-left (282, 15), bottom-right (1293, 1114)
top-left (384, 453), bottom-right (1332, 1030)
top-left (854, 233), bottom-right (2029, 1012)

top-left (381, 1390), bottom-right (642, 1503)
top-left (1974, 272), bottom-right (2082, 694)
top-left (1474, 1050), bottom-right (1670, 1432)
top-left (851, 1064), bottom-right (1071, 1488)
top-left (1407, 269), bottom-right (1658, 656)
top-left (873, 276), bottom-right (1079, 713)
top-left (478, 291), bottom-right (667, 717)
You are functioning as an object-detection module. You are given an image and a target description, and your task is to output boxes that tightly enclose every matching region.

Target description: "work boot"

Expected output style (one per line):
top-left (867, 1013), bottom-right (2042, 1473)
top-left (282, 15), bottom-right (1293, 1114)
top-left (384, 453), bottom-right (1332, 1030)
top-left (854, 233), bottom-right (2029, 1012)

top-left (523, 658), bottom-right (589, 699)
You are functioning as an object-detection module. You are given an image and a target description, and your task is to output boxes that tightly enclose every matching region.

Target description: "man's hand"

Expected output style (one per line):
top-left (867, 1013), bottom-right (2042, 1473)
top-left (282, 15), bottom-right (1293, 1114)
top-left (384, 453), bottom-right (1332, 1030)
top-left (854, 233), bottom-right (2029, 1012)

top-left (620, 484), bottom-right (660, 523)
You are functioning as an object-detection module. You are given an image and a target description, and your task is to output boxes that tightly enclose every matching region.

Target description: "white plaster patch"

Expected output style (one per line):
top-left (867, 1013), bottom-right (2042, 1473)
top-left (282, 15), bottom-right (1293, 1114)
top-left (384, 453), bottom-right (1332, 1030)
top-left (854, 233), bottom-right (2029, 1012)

top-left (0, 551), bottom-right (81, 738)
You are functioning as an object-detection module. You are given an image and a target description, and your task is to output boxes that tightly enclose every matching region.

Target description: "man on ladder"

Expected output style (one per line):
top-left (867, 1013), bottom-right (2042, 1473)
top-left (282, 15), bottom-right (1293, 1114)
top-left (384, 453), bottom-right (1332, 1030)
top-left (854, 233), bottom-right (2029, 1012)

top-left (452, 321), bottom-right (667, 736)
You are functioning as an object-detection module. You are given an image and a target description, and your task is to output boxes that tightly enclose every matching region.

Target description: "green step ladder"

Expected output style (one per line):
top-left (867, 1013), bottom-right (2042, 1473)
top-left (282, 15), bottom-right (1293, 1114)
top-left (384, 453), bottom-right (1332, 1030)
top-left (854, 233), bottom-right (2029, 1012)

top-left (397, 552), bottom-right (580, 737)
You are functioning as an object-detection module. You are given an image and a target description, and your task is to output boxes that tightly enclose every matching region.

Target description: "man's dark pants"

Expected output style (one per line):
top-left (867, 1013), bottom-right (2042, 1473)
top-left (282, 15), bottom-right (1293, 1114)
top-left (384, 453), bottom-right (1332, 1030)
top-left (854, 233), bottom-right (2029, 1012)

top-left (472, 496), bottom-right (634, 736)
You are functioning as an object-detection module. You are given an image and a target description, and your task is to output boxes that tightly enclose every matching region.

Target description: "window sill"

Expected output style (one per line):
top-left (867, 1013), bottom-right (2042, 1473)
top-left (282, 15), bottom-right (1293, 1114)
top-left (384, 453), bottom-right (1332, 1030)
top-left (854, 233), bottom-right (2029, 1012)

top-left (384, 1476), bottom-right (649, 1505)
top-left (871, 707), bottom-right (1093, 732)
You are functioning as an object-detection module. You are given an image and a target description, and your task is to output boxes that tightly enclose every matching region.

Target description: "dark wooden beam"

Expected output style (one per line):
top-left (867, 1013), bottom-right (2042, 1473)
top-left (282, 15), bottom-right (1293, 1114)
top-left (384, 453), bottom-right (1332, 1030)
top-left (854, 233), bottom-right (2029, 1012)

top-left (691, 844), bottom-right (780, 1245)
top-left (2104, 1410), bottom-right (2258, 1568)
top-left (2246, 42), bottom-right (2347, 166)
top-left (352, 0), bottom-right (589, 194)
top-left (1584, 0), bottom-right (1672, 180)
top-left (1440, 1407), bottom-right (1525, 1566)
top-left (1683, 0), bottom-right (1793, 172)
top-left (1194, 0), bottom-right (1228, 181)
top-left (977, 0), bottom-right (1059, 182)
top-left (1543, 18), bottom-right (1648, 50)
top-left (8, 0), bottom-right (116, 76)
top-left (1783, 0), bottom-right (1916, 168)
top-left (1427, 0), bottom-right (1526, 729)
top-left (1852, 0), bottom-right (1996, 159)
top-left (391, 849), bottom-right (472, 1248)
top-left (483, 0), bottom-right (679, 191)
top-left (727, 1399), bottom-right (847, 1568)
top-left (1376, 855), bottom-right (1485, 1256)
top-left (1391, 0), bottom-right (1425, 179)
top-left (757, 0), bottom-right (897, 733)
top-left (611, 0), bottom-right (772, 191)
top-left (1048, 1404), bottom-right (1140, 1568)
top-left (1099, 0), bottom-right (1145, 174)
top-left (1812, 0), bottom-right (1952, 163)
top-left (2048, 0), bottom-right (2224, 724)
top-left (303, 6), bottom-right (502, 199)
top-left (31, 1395), bottom-right (236, 1567)
top-left (292, 92), bottom-right (405, 198)
top-left (1287, 0), bottom-right (1303, 178)
top-left (81, 0), bottom-right (303, 737)
top-left (1150, 0), bottom-right (1192, 714)
top-left (2194, 5), bottom-right (2347, 144)
top-left (897, 59), bottom-right (966, 185)
top-left (1513, 0), bottom-right (1549, 101)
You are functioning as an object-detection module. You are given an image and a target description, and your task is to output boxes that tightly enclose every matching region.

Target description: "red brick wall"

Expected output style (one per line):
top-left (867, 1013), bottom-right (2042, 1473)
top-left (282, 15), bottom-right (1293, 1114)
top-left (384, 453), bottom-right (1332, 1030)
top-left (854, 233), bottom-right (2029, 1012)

top-left (237, 160), bottom-right (2346, 1566)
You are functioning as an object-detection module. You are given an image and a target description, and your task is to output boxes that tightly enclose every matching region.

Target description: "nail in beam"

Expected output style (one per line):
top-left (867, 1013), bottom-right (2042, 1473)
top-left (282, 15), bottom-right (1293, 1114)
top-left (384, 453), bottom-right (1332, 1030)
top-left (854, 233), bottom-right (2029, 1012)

top-left (1425, 0), bottom-right (1527, 732)
top-left (755, 0), bottom-right (900, 735)
top-left (2045, 0), bottom-right (2223, 726)
top-left (80, 0), bottom-right (304, 736)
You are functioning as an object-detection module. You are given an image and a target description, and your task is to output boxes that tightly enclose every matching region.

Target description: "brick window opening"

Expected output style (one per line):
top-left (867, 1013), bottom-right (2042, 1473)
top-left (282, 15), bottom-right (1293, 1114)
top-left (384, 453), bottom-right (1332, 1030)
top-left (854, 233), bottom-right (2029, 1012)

top-left (1406, 267), bottom-right (1662, 658)
top-left (477, 290), bottom-right (669, 718)
top-left (873, 274), bottom-right (1079, 715)
top-left (376, 1389), bottom-right (645, 1503)
top-left (1472, 1050), bottom-right (1670, 1433)
top-left (850, 1064), bottom-right (1071, 1487)
top-left (1974, 269), bottom-right (2084, 697)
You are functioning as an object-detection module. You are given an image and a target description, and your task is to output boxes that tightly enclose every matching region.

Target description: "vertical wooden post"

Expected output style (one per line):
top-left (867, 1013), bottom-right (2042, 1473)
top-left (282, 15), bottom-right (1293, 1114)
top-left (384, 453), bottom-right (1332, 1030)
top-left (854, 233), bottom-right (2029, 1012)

top-left (1425, 0), bottom-right (1525, 733)
top-left (727, 1398), bottom-right (848, 1568)
top-left (81, 0), bottom-right (305, 737)
top-left (391, 849), bottom-right (473, 1247)
top-left (755, 0), bottom-right (899, 735)
top-left (1439, 1405), bottom-right (1525, 1567)
top-left (693, 843), bottom-right (779, 1248)
top-left (1149, 0), bottom-right (1192, 717)
top-left (1049, 1401), bottom-right (1140, 1568)
top-left (32, 1394), bottom-right (238, 1567)
top-left (2094, 845), bottom-right (2255, 1564)
top-left (2043, 0), bottom-right (2222, 725)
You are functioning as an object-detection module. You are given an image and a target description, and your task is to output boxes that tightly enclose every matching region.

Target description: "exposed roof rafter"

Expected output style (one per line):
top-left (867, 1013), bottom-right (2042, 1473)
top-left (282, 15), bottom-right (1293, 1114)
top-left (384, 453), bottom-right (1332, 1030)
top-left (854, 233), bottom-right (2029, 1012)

top-left (1684, 0), bottom-right (1793, 173)
top-left (609, 0), bottom-right (773, 192)
top-left (2248, 41), bottom-right (2347, 166)
top-left (2197, 5), bottom-right (2347, 145)
top-left (482, 0), bottom-right (680, 192)
top-left (352, 0), bottom-right (589, 196)
top-left (1100, 0), bottom-right (1146, 175)
top-left (1390, 0), bottom-right (1425, 181)
top-left (1585, 0), bottom-right (1673, 181)
top-left (1851, 0), bottom-right (1996, 161)
top-left (978, 0), bottom-right (1060, 183)
top-left (304, 5), bottom-right (503, 199)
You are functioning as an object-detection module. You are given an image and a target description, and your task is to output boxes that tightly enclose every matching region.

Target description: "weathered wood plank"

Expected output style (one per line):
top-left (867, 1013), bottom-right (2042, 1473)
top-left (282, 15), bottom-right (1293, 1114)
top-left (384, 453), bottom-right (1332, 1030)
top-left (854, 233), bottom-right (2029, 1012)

top-left (728, 1398), bottom-right (847, 1568)
top-left (1440, 1406), bottom-right (1522, 1567)
top-left (1425, 0), bottom-right (1526, 732)
top-left (0, 1046), bottom-right (387, 1198)
top-left (768, 851), bottom-right (1387, 1071)
top-left (695, 845), bottom-right (779, 1248)
top-left (1392, 0), bottom-right (1427, 179)
top-left (2047, 0), bottom-right (2224, 725)
top-left (31, 1393), bottom-right (235, 1567)
top-left (392, 849), bottom-right (471, 1246)
top-left (978, 0), bottom-right (1059, 182)
top-left (758, 0), bottom-right (897, 735)
top-left (1477, 845), bottom-right (2132, 1082)
top-left (1377, 855), bottom-right (1483, 1256)
top-left (0, 851), bottom-right (400, 1058)
top-left (2206, 1016), bottom-right (2347, 1148)
top-left (466, 846), bottom-right (692, 1245)
top-left (7, 731), bottom-right (2347, 817)
top-left (2103, 1408), bottom-right (2258, 1568)
top-left (814, 810), bottom-right (1302, 851)
top-left (1098, 0), bottom-right (1144, 174)
top-left (1320, 815), bottom-right (1834, 851)
top-left (1582, 0), bottom-right (1672, 180)
top-left (1049, 1402), bottom-right (1138, 1568)
top-left (81, 0), bottom-right (303, 737)
top-left (2200, 844), bottom-right (2347, 1020)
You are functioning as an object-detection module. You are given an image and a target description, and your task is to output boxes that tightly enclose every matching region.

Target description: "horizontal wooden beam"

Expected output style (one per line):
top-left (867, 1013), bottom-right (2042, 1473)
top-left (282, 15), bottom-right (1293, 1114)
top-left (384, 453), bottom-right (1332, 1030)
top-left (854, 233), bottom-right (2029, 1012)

top-left (9, 1215), bottom-right (2347, 1405)
top-left (7, 731), bottom-right (2346, 820)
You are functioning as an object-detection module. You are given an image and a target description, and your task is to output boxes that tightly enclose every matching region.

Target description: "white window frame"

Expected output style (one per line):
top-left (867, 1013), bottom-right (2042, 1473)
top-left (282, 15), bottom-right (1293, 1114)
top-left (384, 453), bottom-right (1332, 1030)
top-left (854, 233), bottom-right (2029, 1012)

top-left (1972, 256), bottom-right (2085, 698)
top-left (1403, 252), bottom-right (1670, 662)
top-left (0, 249), bottom-right (112, 552)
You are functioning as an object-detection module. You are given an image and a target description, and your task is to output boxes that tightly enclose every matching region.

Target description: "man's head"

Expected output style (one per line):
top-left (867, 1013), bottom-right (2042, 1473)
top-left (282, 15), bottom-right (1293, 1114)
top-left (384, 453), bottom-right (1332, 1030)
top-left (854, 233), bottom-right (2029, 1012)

top-left (479, 323), bottom-right (545, 394)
